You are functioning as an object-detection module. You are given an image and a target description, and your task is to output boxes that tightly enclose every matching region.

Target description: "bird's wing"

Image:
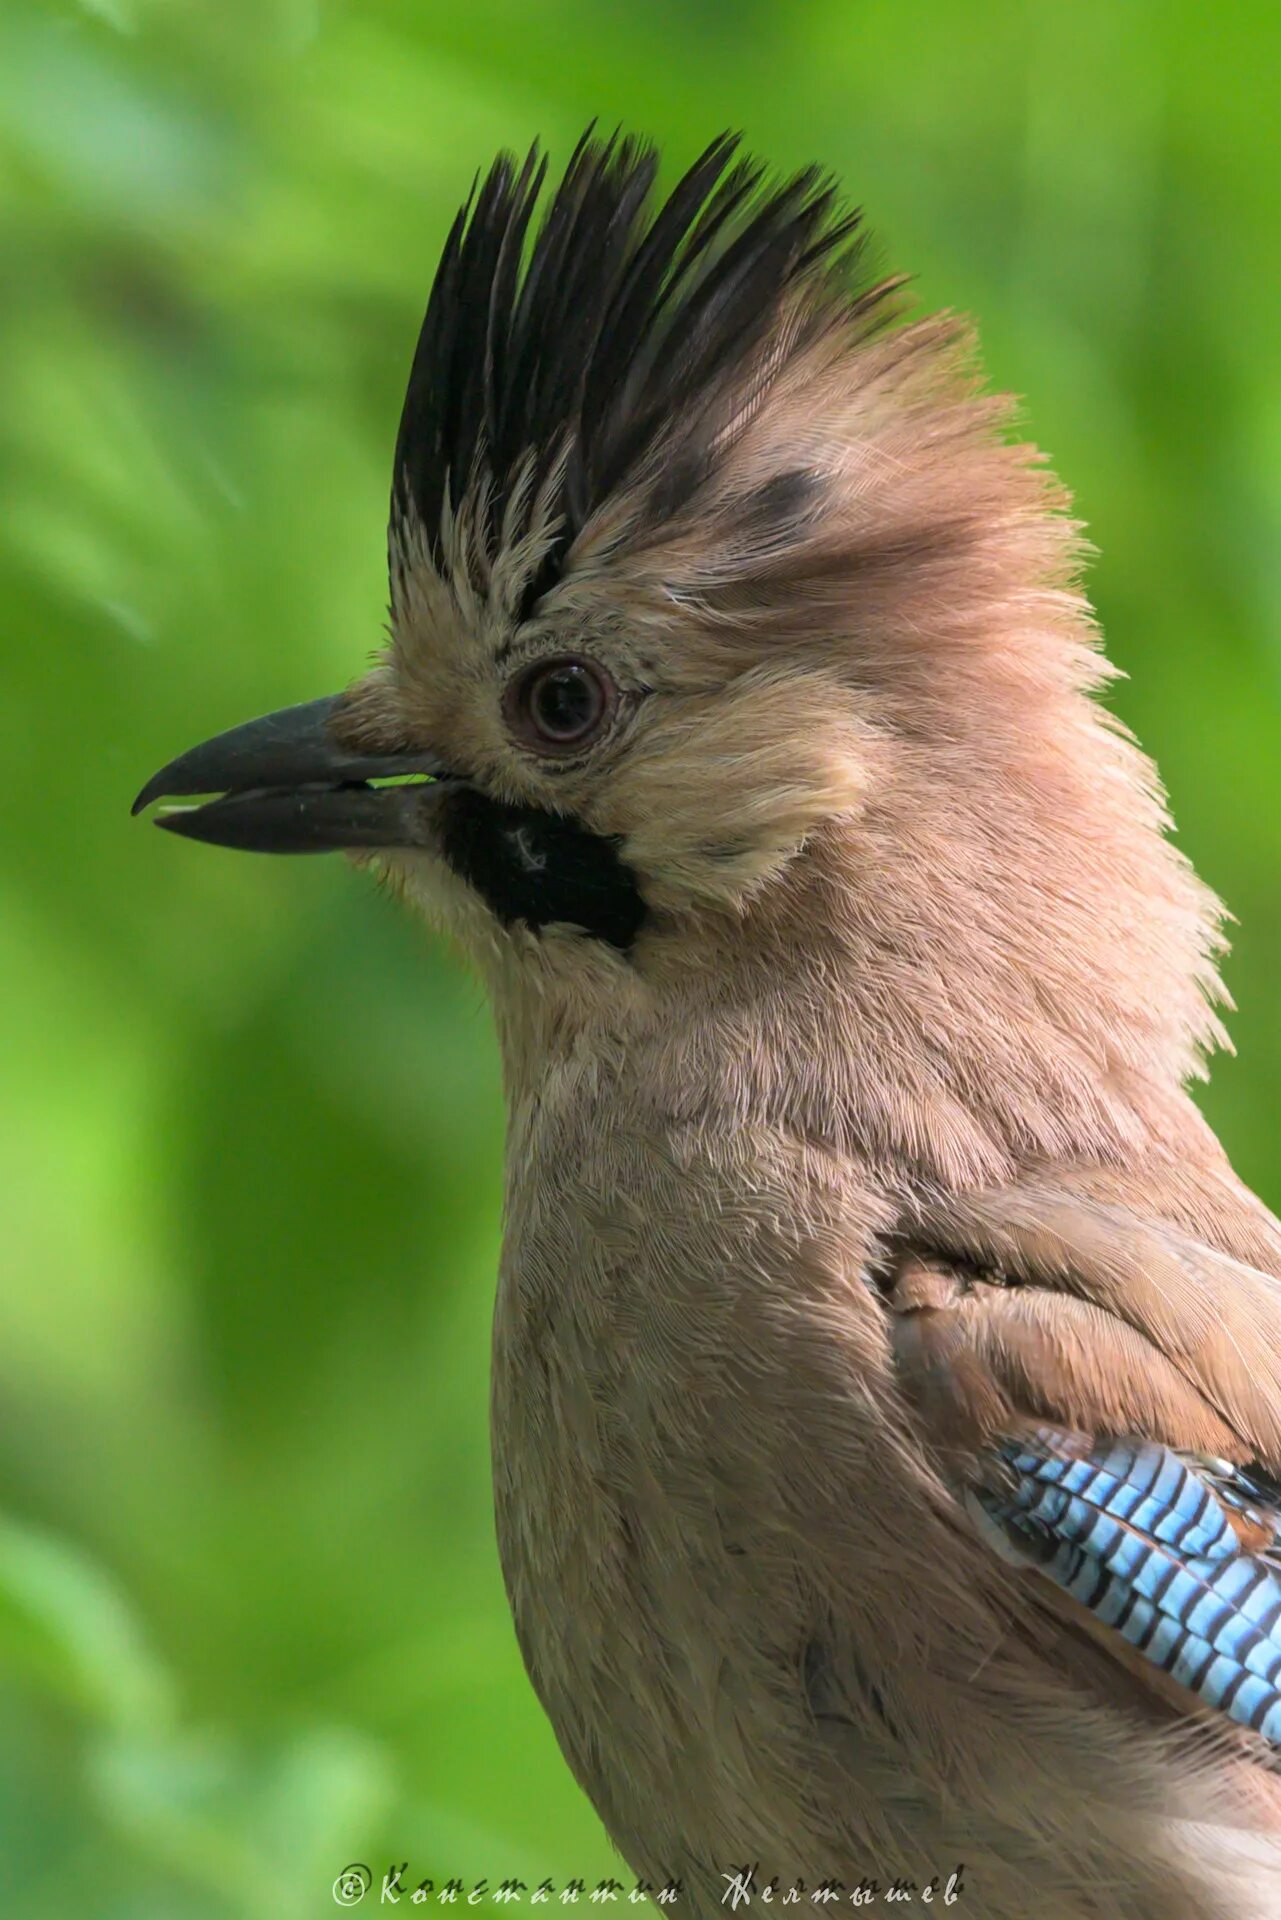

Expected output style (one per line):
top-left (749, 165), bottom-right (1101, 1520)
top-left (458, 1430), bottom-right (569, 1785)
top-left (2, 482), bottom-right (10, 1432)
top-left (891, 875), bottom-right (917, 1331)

top-left (887, 1177), bottom-right (1281, 1746)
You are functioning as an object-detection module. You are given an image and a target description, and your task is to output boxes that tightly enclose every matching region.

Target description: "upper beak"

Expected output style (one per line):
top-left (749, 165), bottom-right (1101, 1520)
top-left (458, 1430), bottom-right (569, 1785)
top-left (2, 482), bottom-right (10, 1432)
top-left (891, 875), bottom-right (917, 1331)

top-left (131, 695), bottom-right (453, 854)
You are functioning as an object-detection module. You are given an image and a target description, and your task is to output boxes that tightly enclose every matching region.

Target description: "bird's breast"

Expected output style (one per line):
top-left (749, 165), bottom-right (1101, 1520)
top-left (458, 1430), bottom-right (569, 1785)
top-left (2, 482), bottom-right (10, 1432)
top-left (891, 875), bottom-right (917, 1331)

top-left (485, 1100), bottom-right (912, 1897)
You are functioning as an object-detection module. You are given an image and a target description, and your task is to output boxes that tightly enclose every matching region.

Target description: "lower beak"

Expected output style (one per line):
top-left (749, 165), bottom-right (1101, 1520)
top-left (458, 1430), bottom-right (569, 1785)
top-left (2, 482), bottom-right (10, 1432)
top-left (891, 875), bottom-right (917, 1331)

top-left (131, 695), bottom-right (453, 854)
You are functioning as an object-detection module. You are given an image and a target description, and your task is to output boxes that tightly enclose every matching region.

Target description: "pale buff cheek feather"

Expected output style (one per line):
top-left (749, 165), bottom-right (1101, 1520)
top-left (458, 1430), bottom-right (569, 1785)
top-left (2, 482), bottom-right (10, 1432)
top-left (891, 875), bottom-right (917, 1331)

top-left (599, 674), bottom-right (880, 910)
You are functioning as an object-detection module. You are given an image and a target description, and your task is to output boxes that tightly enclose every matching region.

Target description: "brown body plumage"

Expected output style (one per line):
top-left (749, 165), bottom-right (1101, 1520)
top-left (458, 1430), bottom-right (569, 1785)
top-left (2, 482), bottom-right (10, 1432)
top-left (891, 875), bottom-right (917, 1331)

top-left (137, 133), bottom-right (1281, 1916)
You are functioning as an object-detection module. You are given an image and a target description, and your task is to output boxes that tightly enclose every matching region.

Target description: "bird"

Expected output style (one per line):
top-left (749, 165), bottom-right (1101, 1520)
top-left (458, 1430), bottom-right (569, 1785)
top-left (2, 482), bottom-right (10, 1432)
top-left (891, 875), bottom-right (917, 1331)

top-left (134, 130), bottom-right (1281, 1918)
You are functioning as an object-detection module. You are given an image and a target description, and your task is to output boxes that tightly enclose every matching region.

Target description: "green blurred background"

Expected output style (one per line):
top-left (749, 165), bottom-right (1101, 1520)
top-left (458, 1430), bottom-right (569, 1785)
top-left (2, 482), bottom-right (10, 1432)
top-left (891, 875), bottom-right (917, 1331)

top-left (1, 1), bottom-right (1279, 1913)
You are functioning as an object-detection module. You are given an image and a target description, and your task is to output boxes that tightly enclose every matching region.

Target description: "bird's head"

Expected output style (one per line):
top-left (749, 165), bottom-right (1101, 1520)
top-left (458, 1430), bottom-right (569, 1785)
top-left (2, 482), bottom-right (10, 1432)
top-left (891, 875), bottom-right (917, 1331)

top-left (136, 131), bottom-right (1225, 1157)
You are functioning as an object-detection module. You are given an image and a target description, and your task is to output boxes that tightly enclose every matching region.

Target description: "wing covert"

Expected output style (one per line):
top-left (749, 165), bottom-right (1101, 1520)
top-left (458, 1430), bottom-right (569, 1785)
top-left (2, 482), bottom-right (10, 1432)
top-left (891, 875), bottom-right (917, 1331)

top-left (975, 1429), bottom-right (1281, 1744)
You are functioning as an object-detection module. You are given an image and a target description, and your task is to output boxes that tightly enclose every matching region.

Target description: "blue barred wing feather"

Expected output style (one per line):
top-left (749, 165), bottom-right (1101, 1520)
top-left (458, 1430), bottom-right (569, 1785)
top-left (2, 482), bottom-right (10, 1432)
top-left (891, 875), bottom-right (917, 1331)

top-left (976, 1430), bottom-right (1281, 1744)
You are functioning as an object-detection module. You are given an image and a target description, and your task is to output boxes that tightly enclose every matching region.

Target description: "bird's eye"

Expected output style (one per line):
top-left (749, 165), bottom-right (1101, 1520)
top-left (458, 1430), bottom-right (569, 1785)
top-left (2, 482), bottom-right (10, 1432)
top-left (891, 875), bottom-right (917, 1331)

top-left (505, 656), bottom-right (616, 755)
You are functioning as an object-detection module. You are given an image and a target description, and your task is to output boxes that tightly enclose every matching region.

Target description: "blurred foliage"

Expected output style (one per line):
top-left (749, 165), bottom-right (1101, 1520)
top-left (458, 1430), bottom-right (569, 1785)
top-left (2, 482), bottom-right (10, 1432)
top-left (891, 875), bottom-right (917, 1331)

top-left (1, 1), bottom-right (1279, 1913)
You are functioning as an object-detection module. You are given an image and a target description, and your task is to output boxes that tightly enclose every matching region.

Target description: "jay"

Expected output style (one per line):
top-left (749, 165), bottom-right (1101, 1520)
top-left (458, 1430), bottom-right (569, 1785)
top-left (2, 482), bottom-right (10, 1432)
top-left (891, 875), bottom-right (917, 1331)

top-left (136, 133), bottom-right (1281, 1918)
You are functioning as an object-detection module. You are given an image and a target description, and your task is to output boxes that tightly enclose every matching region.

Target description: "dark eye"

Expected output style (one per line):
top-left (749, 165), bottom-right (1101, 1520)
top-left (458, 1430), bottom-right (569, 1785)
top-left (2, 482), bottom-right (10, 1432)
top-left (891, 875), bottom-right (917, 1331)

top-left (506, 656), bottom-right (616, 754)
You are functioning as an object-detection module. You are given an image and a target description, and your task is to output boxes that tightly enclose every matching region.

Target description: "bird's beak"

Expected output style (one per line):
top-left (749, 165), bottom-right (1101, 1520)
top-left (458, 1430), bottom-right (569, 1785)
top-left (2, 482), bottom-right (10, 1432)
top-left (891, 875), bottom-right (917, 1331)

top-left (131, 694), bottom-right (453, 854)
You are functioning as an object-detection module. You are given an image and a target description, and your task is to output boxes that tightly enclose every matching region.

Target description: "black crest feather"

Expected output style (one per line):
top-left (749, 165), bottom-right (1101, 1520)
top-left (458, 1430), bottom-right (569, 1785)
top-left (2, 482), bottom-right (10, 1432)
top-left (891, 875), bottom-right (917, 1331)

top-left (390, 128), bottom-right (882, 614)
